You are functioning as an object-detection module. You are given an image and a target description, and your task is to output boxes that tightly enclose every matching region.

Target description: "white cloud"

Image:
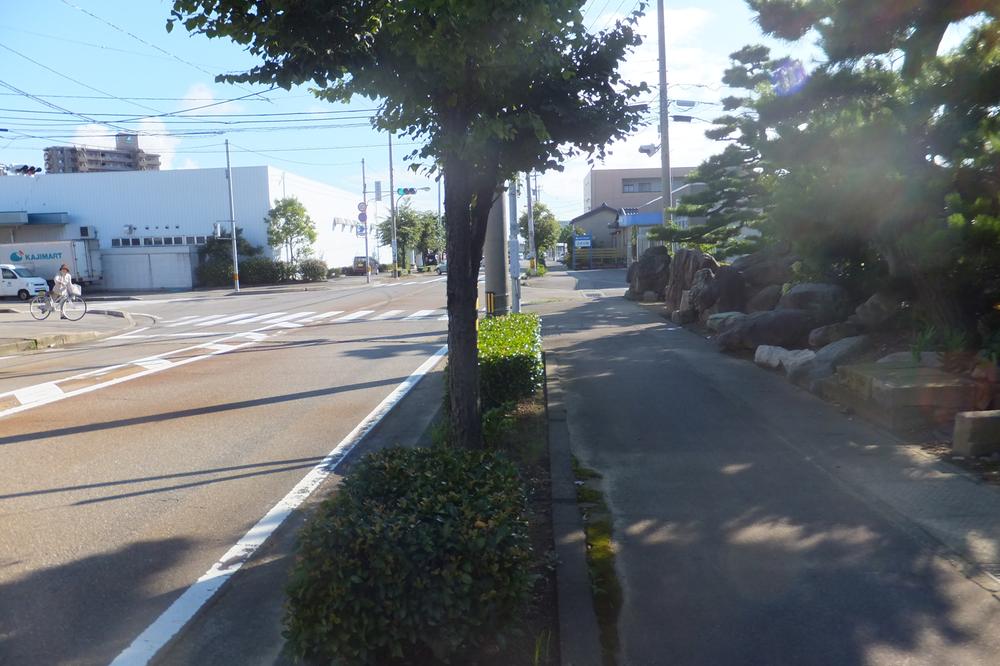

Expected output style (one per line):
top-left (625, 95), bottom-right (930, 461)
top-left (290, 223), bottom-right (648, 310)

top-left (178, 158), bottom-right (201, 170)
top-left (179, 82), bottom-right (246, 115)
top-left (71, 124), bottom-right (117, 150)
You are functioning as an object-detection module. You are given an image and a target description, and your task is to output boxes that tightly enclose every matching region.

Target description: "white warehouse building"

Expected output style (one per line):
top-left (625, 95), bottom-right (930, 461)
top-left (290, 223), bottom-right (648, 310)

top-left (0, 166), bottom-right (373, 290)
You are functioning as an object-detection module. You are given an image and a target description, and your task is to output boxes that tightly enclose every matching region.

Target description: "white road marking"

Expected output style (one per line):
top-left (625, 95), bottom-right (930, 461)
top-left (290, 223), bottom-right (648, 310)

top-left (299, 311), bottom-right (343, 323)
top-left (109, 345), bottom-right (449, 666)
top-left (196, 313), bottom-right (258, 326)
top-left (166, 315), bottom-right (227, 328)
top-left (369, 310), bottom-right (404, 320)
top-left (105, 327), bottom-right (151, 340)
top-left (135, 358), bottom-right (173, 371)
top-left (333, 310), bottom-right (374, 322)
top-left (228, 312), bottom-right (287, 325)
top-left (13, 382), bottom-right (63, 405)
top-left (404, 309), bottom-right (437, 320)
top-left (160, 316), bottom-right (198, 324)
top-left (256, 312), bottom-right (315, 327)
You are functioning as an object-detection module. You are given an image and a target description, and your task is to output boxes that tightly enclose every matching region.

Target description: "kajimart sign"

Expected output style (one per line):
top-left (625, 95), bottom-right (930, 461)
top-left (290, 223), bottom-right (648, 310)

top-left (9, 249), bottom-right (63, 262)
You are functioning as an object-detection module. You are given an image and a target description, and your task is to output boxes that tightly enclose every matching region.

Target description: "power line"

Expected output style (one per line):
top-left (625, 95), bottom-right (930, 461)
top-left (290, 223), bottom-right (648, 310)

top-left (0, 78), bottom-right (133, 133)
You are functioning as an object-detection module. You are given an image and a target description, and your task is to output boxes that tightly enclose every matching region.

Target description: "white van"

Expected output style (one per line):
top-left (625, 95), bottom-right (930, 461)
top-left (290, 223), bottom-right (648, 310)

top-left (0, 263), bottom-right (50, 300)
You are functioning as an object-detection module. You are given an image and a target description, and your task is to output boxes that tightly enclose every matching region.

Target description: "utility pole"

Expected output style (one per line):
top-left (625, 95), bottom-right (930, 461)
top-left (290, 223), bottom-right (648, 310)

top-left (362, 158), bottom-right (371, 284)
top-left (507, 181), bottom-right (521, 313)
top-left (484, 191), bottom-right (509, 316)
top-left (388, 134), bottom-right (399, 277)
top-left (525, 172), bottom-right (536, 270)
top-left (224, 139), bottom-right (240, 292)
top-left (657, 0), bottom-right (673, 224)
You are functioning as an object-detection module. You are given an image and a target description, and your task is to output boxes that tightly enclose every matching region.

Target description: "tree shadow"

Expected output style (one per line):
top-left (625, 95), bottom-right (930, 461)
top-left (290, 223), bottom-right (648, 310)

top-left (0, 537), bottom-right (194, 665)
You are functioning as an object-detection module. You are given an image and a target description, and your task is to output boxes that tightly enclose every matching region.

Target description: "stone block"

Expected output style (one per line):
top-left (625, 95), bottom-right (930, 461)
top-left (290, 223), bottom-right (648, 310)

top-left (707, 311), bottom-right (747, 333)
top-left (871, 369), bottom-right (979, 409)
top-left (953, 411), bottom-right (1000, 457)
top-left (754, 345), bottom-right (790, 369)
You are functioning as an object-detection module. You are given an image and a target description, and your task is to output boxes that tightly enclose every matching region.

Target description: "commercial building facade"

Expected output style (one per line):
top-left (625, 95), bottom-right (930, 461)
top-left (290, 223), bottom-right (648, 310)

top-left (0, 166), bottom-right (372, 290)
top-left (582, 166), bottom-right (696, 213)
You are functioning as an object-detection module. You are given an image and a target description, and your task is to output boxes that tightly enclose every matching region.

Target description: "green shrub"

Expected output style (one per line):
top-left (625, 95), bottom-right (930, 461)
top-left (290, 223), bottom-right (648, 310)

top-left (239, 257), bottom-right (281, 285)
top-left (274, 260), bottom-right (297, 281)
top-left (284, 446), bottom-right (534, 665)
top-left (299, 258), bottom-right (328, 282)
top-left (327, 266), bottom-right (341, 278)
top-left (478, 313), bottom-right (544, 409)
top-left (195, 259), bottom-right (233, 287)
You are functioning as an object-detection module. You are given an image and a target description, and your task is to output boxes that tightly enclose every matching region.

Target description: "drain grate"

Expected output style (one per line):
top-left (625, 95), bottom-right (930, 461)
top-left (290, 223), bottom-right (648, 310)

top-left (583, 291), bottom-right (603, 299)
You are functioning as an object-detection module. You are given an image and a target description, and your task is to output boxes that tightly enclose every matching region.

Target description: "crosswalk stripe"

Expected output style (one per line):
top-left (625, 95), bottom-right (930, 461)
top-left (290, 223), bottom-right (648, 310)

top-left (226, 312), bottom-right (287, 325)
top-left (404, 309), bottom-right (437, 320)
top-left (166, 314), bottom-right (227, 328)
top-left (333, 310), bottom-right (375, 322)
top-left (369, 310), bottom-right (405, 320)
top-left (257, 312), bottom-right (316, 326)
top-left (196, 313), bottom-right (258, 326)
top-left (161, 315), bottom-right (198, 324)
top-left (300, 311), bottom-right (344, 323)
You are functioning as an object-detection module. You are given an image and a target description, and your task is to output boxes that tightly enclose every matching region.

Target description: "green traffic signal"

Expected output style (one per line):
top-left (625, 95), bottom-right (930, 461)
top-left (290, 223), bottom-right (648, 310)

top-left (396, 187), bottom-right (417, 196)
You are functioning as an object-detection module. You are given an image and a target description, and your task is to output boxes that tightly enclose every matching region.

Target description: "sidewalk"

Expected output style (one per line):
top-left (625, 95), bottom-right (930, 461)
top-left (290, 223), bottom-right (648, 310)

top-left (532, 287), bottom-right (1000, 665)
top-left (0, 305), bottom-right (134, 355)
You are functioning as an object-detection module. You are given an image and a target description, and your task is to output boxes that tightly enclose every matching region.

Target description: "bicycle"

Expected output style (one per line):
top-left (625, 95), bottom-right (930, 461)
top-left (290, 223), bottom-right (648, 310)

top-left (29, 291), bottom-right (87, 321)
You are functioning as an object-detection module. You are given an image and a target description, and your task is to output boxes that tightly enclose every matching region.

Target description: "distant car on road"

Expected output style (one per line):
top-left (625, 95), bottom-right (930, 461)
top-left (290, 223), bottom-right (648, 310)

top-left (348, 256), bottom-right (379, 276)
top-left (436, 262), bottom-right (447, 275)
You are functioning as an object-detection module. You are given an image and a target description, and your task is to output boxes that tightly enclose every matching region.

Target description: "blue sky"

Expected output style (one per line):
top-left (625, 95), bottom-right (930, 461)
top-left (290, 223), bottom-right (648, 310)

top-left (0, 1), bottom-right (975, 224)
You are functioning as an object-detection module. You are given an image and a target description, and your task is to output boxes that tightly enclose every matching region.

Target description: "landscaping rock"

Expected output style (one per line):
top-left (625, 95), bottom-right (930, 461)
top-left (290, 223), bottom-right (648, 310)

top-left (716, 309), bottom-right (816, 351)
top-left (671, 309), bottom-right (697, 325)
top-left (754, 345), bottom-right (791, 369)
top-left (777, 283), bottom-right (853, 326)
top-left (707, 311), bottom-right (748, 333)
top-left (808, 322), bottom-right (862, 348)
top-left (710, 266), bottom-right (747, 313)
top-left (954, 411), bottom-right (1000, 457)
top-left (854, 291), bottom-right (901, 330)
top-left (783, 349), bottom-right (817, 382)
top-left (664, 248), bottom-right (714, 312)
top-left (877, 351), bottom-right (943, 369)
top-left (815, 335), bottom-right (871, 367)
top-left (689, 268), bottom-right (717, 312)
top-left (626, 246), bottom-right (671, 300)
top-left (641, 290), bottom-right (658, 303)
top-left (746, 284), bottom-right (782, 312)
top-left (731, 245), bottom-right (798, 287)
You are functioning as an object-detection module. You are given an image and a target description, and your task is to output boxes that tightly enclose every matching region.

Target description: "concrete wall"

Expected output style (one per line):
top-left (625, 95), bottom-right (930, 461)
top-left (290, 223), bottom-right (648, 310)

top-left (571, 209), bottom-right (618, 248)
top-left (584, 167), bottom-right (696, 213)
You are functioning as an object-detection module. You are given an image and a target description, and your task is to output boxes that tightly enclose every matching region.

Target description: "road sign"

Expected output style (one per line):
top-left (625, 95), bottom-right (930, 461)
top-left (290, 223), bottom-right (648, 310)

top-left (357, 202), bottom-right (367, 212)
top-left (358, 212), bottom-right (368, 223)
top-left (356, 224), bottom-right (366, 237)
top-left (574, 234), bottom-right (592, 248)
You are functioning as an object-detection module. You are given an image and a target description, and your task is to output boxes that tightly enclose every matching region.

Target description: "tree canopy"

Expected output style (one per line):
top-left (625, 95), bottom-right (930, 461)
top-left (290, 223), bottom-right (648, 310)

top-left (377, 206), bottom-right (443, 268)
top-left (169, 0), bottom-right (647, 447)
top-left (265, 197), bottom-right (317, 263)
top-left (519, 202), bottom-right (561, 257)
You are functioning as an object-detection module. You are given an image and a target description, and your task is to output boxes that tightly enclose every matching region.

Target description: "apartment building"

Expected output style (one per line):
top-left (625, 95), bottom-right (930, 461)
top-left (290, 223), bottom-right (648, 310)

top-left (582, 166), bottom-right (696, 213)
top-left (44, 133), bottom-right (161, 174)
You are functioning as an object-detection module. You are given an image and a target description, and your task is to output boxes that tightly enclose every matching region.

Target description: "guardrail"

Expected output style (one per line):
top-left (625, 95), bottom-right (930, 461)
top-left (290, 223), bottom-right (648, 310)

top-left (571, 247), bottom-right (626, 269)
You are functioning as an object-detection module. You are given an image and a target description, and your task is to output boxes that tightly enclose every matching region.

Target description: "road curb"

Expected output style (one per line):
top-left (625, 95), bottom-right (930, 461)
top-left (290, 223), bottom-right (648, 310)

top-left (545, 352), bottom-right (603, 666)
top-left (0, 309), bottom-right (135, 355)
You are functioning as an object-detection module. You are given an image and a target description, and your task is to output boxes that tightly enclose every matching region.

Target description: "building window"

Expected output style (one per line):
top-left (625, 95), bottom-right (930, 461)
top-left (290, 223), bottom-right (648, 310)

top-left (111, 239), bottom-right (121, 247)
top-left (623, 179), bottom-right (661, 194)
top-left (196, 236), bottom-right (207, 244)
top-left (164, 237), bottom-right (174, 245)
top-left (143, 237), bottom-right (153, 246)
top-left (153, 237), bottom-right (163, 246)
top-left (186, 236), bottom-right (196, 244)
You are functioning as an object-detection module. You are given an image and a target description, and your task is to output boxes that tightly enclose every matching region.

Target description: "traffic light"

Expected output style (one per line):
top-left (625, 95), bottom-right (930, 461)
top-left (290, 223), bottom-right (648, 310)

top-left (396, 187), bottom-right (417, 196)
top-left (14, 165), bottom-right (40, 175)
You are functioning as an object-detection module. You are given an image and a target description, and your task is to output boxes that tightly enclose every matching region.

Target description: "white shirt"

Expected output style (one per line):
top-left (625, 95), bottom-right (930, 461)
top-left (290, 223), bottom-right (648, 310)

top-left (53, 271), bottom-right (72, 296)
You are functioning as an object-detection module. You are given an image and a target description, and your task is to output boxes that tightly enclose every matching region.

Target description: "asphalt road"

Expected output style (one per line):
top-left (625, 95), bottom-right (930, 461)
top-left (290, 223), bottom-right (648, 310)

top-left (0, 275), bottom-right (457, 665)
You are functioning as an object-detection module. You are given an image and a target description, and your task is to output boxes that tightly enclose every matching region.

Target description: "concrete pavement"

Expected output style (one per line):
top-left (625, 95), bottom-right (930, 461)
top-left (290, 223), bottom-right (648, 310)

top-left (0, 306), bottom-right (134, 355)
top-left (533, 270), bottom-right (1000, 665)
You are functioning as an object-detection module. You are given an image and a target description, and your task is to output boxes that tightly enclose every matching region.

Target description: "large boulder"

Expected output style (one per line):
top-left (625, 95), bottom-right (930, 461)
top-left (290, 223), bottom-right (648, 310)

top-left (852, 291), bottom-right (901, 330)
top-left (716, 309), bottom-right (816, 351)
top-left (707, 311), bottom-right (748, 333)
top-left (710, 266), bottom-right (747, 313)
top-left (754, 344), bottom-right (793, 369)
top-left (788, 335), bottom-right (872, 389)
top-left (777, 283), bottom-right (853, 326)
top-left (746, 284), bottom-right (782, 313)
top-left (626, 246), bottom-right (671, 300)
top-left (664, 248), bottom-right (716, 313)
top-left (730, 245), bottom-right (798, 287)
top-left (689, 268), bottom-right (717, 312)
top-left (808, 321), bottom-right (863, 348)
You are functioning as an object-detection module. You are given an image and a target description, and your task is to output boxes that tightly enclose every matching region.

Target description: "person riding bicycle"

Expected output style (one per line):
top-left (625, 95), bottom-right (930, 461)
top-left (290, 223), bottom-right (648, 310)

top-left (51, 264), bottom-right (73, 319)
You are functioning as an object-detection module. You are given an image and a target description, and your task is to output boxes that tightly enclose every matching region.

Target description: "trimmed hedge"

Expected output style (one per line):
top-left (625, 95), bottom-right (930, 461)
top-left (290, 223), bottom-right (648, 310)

top-left (240, 257), bottom-right (281, 285)
top-left (299, 258), bottom-right (328, 282)
top-left (478, 313), bottom-right (544, 409)
top-left (195, 259), bottom-right (233, 287)
top-left (284, 446), bottom-right (534, 665)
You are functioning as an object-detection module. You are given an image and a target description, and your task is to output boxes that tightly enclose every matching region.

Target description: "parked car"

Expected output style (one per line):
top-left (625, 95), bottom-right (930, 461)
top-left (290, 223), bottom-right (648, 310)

top-left (436, 262), bottom-right (447, 275)
top-left (0, 263), bottom-right (50, 300)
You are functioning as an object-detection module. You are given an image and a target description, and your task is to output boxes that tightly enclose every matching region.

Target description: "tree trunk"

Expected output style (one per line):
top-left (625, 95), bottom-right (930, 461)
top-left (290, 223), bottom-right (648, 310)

top-left (443, 153), bottom-right (484, 449)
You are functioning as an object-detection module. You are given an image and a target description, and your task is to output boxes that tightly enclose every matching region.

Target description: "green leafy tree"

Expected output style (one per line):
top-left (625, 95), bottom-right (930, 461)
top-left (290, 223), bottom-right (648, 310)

top-left (519, 202), bottom-right (561, 257)
top-left (169, 0), bottom-right (647, 448)
top-left (265, 197), bottom-right (317, 263)
top-left (198, 226), bottom-right (261, 262)
top-left (376, 205), bottom-right (443, 268)
top-left (744, 0), bottom-right (1000, 331)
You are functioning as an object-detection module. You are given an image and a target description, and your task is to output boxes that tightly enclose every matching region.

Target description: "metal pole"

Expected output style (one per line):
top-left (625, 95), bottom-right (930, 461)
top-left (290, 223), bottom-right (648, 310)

top-left (225, 139), bottom-right (240, 292)
top-left (484, 191), bottom-right (509, 316)
top-left (388, 134), bottom-right (399, 277)
top-left (507, 182), bottom-right (521, 313)
top-left (525, 172), bottom-right (536, 270)
top-left (657, 0), bottom-right (673, 225)
top-left (362, 158), bottom-right (371, 284)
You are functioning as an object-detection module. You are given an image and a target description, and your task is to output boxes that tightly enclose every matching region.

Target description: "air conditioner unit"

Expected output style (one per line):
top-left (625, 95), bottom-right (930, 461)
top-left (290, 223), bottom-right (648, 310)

top-left (79, 225), bottom-right (98, 239)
